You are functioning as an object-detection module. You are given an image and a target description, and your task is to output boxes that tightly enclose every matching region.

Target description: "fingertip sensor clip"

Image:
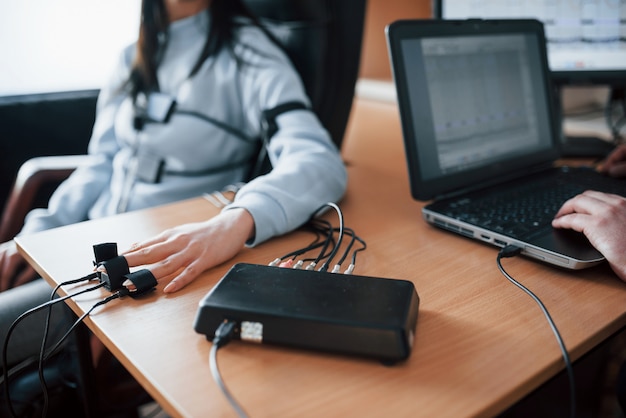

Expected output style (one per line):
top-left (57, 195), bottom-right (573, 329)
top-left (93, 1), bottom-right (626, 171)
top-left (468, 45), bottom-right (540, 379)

top-left (92, 242), bottom-right (129, 291)
top-left (98, 256), bottom-right (130, 291)
top-left (93, 242), bottom-right (119, 265)
top-left (91, 242), bottom-right (157, 296)
top-left (123, 269), bottom-right (158, 298)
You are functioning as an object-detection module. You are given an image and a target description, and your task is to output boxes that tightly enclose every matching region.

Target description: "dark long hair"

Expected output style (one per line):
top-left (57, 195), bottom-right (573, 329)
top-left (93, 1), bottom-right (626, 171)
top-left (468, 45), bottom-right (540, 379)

top-left (127, 0), bottom-right (269, 100)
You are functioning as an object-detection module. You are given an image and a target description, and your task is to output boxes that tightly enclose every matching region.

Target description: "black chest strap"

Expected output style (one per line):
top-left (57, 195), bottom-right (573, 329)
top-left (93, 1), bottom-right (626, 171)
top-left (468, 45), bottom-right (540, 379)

top-left (249, 101), bottom-right (310, 180)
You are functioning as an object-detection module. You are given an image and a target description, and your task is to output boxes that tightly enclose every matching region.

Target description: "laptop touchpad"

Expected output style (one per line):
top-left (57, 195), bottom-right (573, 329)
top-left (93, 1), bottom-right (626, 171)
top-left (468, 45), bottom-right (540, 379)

top-left (527, 228), bottom-right (604, 263)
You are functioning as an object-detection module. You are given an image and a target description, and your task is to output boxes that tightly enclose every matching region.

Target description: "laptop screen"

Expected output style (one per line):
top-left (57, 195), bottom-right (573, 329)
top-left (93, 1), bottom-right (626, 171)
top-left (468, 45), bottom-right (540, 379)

top-left (387, 20), bottom-right (561, 200)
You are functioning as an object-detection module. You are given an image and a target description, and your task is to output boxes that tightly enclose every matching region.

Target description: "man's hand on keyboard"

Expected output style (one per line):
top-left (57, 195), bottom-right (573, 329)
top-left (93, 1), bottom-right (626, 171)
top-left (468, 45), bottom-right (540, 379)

top-left (553, 190), bottom-right (626, 282)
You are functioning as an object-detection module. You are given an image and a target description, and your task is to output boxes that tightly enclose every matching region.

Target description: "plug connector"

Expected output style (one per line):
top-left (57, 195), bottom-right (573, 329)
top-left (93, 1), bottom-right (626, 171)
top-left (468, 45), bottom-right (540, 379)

top-left (213, 320), bottom-right (238, 348)
top-left (499, 245), bottom-right (522, 258)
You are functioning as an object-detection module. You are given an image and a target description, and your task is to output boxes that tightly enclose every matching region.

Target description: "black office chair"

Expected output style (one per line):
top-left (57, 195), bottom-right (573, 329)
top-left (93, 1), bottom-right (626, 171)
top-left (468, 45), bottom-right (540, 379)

top-left (0, 0), bottom-right (366, 416)
top-left (246, 0), bottom-right (366, 149)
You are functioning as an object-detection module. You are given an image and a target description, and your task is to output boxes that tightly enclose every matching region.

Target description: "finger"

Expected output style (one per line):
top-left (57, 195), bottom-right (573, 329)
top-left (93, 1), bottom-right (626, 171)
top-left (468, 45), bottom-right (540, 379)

top-left (162, 259), bottom-right (205, 293)
top-left (554, 191), bottom-right (616, 218)
top-left (122, 268), bottom-right (181, 292)
top-left (551, 212), bottom-right (588, 232)
top-left (553, 194), bottom-right (592, 218)
top-left (553, 192), bottom-right (625, 231)
top-left (579, 190), bottom-right (624, 202)
top-left (153, 246), bottom-right (204, 281)
top-left (121, 231), bottom-right (171, 255)
top-left (126, 242), bottom-right (197, 285)
top-left (123, 239), bottom-right (181, 267)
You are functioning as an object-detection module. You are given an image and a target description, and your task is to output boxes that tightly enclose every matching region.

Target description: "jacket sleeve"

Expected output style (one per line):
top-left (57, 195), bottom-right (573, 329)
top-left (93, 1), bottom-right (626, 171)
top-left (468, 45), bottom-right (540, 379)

top-left (18, 50), bottom-right (131, 235)
top-left (224, 31), bottom-right (348, 246)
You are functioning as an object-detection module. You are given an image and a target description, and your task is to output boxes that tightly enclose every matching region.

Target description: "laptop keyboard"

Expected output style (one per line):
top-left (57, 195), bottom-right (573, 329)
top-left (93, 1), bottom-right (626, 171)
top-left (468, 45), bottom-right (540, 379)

top-left (439, 167), bottom-right (624, 239)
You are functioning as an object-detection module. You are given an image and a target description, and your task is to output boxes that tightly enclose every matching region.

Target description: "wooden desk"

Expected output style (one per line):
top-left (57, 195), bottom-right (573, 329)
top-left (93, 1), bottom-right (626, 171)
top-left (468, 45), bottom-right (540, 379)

top-left (16, 98), bottom-right (626, 417)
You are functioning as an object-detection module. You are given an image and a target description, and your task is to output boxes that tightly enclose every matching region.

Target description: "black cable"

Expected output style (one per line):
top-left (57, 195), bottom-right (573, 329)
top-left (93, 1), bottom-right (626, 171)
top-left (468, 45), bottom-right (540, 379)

top-left (307, 219), bottom-right (333, 245)
top-left (349, 233), bottom-right (367, 267)
top-left (315, 202), bottom-right (344, 272)
top-left (267, 220), bottom-right (333, 268)
top-left (2, 281), bottom-right (104, 418)
top-left (269, 203), bottom-right (363, 273)
top-left (33, 289), bottom-right (125, 418)
top-left (497, 245), bottom-right (576, 418)
top-left (306, 218), bottom-right (335, 268)
top-left (278, 205), bottom-right (364, 272)
top-left (43, 291), bottom-right (124, 361)
top-left (284, 219), bottom-right (335, 269)
top-left (335, 227), bottom-right (356, 267)
top-left (37, 273), bottom-right (99, 418)
top-left (277, 229), bottom-right (325, 261)
top-left (325, 226), bottom-right (367, 274)
top-left (19, 274), bottom-right (100, 382)
top-left (38, 284), bottom-right (65, 418)
top-left (209, 320), bottom-right (248, 418)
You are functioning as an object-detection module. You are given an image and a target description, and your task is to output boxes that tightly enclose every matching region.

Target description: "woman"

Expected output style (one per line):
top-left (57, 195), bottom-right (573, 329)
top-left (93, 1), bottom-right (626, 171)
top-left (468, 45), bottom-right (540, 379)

top-left (0, 0), bottom-right (346, 372)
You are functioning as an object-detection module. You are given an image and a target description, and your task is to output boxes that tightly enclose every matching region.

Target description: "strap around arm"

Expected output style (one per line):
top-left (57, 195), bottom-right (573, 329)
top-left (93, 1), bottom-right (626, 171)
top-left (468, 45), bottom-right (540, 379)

top-left (248, 101), bottom-right (310, 180)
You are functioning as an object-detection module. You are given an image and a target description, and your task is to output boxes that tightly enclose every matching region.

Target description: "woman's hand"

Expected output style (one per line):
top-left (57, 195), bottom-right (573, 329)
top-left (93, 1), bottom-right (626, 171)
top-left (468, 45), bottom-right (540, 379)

top-left (552, 191), bottom-right (626, 281)
top-left (0, 240), bottom-right (38, 291)
top-left (122, 208), bottom-right (254, 293)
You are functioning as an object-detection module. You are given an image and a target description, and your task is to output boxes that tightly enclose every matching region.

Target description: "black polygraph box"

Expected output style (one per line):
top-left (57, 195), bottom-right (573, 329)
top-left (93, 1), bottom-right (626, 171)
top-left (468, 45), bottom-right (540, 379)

top-left (194, 263), bottom-right (420, 362)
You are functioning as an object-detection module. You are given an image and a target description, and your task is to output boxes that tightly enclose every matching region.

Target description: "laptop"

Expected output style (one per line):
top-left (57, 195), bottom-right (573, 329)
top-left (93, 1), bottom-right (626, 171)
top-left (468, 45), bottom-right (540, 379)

top-left (386, 18), bottom-right (624, 270)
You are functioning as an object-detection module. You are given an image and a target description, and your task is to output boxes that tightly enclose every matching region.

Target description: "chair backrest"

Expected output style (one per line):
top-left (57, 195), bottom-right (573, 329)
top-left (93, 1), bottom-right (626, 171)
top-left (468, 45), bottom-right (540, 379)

top-left (244, 0), bottom-right (367, 149)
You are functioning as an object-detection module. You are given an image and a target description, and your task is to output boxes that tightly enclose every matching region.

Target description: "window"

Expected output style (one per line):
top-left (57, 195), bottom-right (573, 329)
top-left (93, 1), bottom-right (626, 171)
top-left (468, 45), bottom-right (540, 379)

top-left (0, 0), bottom-right (140, 95)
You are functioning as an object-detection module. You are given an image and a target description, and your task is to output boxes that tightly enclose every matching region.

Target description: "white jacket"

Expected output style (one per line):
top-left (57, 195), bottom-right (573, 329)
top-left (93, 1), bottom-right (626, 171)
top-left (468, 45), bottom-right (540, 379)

top-left (21, 11), bottom-right (347, 246)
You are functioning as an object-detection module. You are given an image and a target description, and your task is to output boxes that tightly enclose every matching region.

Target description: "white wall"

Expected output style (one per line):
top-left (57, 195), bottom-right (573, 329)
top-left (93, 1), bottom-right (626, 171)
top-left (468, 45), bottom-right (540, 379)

top-left (0, 0), bottom-right (140, 95)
